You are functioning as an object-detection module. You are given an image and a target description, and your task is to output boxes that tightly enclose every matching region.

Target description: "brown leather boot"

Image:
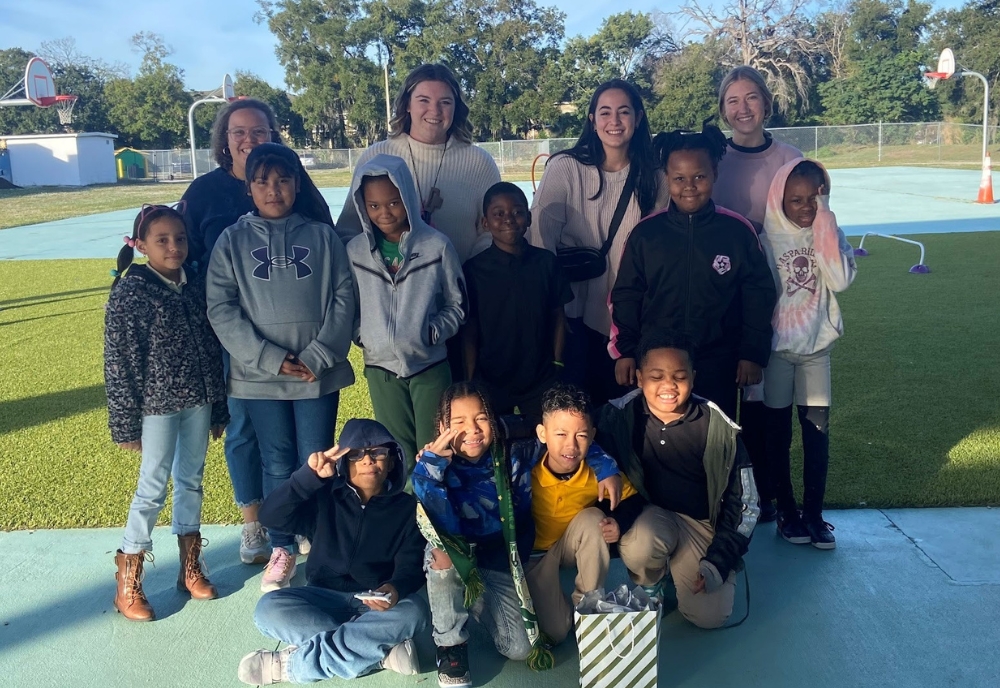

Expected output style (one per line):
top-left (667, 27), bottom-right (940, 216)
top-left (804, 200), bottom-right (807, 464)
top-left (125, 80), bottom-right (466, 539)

top-left (114, 550), bottom-right (155, 621)
top-left (177, 532), bottom-right (218, 600)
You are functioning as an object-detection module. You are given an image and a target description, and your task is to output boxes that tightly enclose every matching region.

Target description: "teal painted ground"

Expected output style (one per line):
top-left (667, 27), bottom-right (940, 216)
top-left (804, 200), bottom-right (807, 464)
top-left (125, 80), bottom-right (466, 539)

top-left (1, 167), bottom-right (998, 261)
top-left (2, 508), bottom-right (999, 687)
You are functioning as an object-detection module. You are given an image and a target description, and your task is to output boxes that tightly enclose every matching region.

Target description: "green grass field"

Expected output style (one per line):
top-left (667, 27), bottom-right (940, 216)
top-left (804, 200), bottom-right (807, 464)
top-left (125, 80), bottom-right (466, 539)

top-left (1, 232), bottom-right (998, 531)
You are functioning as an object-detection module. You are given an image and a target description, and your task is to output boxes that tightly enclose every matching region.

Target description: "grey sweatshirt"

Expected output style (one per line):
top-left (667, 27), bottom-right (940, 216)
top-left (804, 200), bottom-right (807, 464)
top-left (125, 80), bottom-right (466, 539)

top-left (346, 154), bottom-right (467, 378)
top-left (206, 212), bottom-right (356, 399)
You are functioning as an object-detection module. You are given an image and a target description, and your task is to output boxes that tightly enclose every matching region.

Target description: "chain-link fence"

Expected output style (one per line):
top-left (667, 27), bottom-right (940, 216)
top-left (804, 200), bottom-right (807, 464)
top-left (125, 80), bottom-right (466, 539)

top-left (133, 122), bottom-right (998, 183)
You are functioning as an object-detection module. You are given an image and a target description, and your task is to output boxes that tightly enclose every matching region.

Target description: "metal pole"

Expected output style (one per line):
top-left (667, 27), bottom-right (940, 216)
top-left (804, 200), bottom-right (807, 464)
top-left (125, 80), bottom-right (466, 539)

top-left (384, 61), bottom-right (391, 133)
top-left (959, 70), bottom-right (990, 166)
top-left (814, 126), bottom-right (818, 158)
top-left (188, 96), bottom-right (226, 179)
top-left (878, 121), bottom-right (882, 162)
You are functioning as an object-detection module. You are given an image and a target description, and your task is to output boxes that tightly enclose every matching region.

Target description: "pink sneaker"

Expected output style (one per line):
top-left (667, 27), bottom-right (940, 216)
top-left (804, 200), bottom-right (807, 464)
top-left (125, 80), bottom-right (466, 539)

top-left (260, 547), bottom-right (296, 592)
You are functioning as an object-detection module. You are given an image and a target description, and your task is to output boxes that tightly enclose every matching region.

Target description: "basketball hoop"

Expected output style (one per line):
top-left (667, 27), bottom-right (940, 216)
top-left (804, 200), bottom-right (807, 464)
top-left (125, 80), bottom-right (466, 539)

top-left (924, 72), bottom-right (948, 90)
top-left (38, 95), bottom-right (78, 124)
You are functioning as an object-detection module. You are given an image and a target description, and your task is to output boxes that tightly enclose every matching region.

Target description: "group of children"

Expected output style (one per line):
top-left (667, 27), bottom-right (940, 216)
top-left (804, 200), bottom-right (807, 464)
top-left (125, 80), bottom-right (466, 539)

top-left (102, 121), bottom-right (855, 684)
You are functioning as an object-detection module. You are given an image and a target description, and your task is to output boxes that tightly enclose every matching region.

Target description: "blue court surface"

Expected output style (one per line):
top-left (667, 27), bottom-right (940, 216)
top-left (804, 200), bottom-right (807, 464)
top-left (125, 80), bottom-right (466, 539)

top-left (0, 167), bottom-right (998, 261)
top-left (2, 508), bottom-right (1000, 687)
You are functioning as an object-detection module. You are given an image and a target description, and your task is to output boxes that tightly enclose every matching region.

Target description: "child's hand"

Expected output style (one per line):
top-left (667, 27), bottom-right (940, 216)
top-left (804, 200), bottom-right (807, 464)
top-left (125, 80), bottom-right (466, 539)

top-left (615, 357), bottom-right (637, 386)
top-left (418, 428), bottom-right (458, 463)
top-left (365, 583), bottom-right (399, 611)
top-left (735, 360), bottom-right (762, 388)
top-left (599, 517), bottom-right (621, 544)
top-left (597, 474), bottom-right (622, 510)
top-left (118, 441), bottom-right (142, 452)
top-left (210, 425), bottom-right (225, 441)
top-left (307, 444), bottom-right (349, 478)
top-left (280, 354), bottom-right (315, 382)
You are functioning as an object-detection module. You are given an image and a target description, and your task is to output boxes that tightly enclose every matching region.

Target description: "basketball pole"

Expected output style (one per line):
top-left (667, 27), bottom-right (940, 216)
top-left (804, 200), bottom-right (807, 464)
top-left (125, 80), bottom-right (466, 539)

top-left (188, 96), bottom-right (227, 179)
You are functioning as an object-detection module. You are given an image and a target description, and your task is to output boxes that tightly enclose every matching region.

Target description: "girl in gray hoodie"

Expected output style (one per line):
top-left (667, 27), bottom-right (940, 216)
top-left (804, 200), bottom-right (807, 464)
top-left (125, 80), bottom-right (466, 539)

top-left (207, 143), bottom-right (356, 592)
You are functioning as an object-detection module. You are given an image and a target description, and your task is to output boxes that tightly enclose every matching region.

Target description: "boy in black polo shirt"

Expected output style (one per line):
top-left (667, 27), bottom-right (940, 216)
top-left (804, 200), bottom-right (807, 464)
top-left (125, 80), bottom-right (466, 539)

top-left (462, 182), bottom-right (573, 420)
top-left (595, 331), bottom-right (760, 629)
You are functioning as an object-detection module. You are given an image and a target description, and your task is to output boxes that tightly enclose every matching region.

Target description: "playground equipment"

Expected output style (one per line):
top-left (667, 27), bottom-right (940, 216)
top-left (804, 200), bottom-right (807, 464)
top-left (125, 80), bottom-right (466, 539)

top-left (853, 233), bottom-right (930, 274)
top-left (0, 57), bottom-right (78, 125)
top-left (531, 153), bottom-right (549, 191)
top-left (187, 74), bottom-right (237, 178)
top-left (926, 48), bottom-right (994, 204)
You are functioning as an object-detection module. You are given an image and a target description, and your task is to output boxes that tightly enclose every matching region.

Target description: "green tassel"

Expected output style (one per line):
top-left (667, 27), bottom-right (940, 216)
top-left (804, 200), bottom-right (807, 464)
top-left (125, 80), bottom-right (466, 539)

top-left (463, 568), bottom-right (485, 608)
top-left (526, 643), bottom-right (555, 672)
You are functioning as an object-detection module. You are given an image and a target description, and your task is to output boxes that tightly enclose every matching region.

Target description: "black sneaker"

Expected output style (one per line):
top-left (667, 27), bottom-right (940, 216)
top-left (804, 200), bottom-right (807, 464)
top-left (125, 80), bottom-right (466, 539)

top-left (759, 499), bottom-right (778, 523)
top-left (804, 515), bottom-right (837, 550)
top-left (436, 643), bottom-right (472, 688)
top-left (776, 510), bottom-right (811, 545)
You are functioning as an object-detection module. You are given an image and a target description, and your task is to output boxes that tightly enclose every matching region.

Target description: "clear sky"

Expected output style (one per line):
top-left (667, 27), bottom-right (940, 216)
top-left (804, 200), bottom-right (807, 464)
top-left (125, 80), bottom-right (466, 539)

top-left (0, 0), bottom-right (966, 92)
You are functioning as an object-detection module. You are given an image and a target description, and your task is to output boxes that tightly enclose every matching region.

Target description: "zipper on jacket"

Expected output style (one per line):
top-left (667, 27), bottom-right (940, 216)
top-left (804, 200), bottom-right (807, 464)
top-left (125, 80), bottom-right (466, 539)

top-left (685, 214), bottom-right (694, 334)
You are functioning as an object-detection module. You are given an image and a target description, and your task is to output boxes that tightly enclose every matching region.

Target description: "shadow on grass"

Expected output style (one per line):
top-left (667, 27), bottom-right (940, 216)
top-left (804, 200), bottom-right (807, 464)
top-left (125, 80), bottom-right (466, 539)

top-left (0, 306), bottom-right (105, 327)
top-left (0, 385), bottom-right (107, 434)
top-left (0, 287), bottom-right (108, 308)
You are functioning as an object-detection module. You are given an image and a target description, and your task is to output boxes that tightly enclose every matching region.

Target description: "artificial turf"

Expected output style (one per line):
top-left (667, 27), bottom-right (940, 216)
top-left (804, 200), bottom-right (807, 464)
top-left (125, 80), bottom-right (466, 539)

top-left (1, 235), bottom-right (998, 530)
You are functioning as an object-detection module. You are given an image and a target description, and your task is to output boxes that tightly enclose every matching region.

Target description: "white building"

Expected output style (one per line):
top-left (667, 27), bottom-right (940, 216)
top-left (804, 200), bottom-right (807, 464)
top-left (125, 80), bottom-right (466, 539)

top-left (1, 132), bottom-right (117, 187)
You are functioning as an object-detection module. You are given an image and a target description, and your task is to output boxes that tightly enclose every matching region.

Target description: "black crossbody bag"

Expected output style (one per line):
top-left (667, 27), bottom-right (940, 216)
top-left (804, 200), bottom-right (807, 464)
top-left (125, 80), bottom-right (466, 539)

top-left (555, 171), bottom-right (636, 282)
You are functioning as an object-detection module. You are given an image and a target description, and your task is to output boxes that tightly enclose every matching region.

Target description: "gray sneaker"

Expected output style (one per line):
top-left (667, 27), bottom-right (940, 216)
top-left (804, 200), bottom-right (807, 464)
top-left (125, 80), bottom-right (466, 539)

top-left (240, 521), bottom-right (271, 565)
top-left (295, 534), bottom-right (311, 557)
top-left (237, 646), bottom-right (295, 685)
top-left (381, 638), bottom-right (419, 675)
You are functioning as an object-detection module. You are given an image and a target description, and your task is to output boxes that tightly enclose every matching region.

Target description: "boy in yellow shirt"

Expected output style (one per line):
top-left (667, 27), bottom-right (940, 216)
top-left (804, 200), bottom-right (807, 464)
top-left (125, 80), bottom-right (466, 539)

top-left (525, 384), bottom-right (645, 644)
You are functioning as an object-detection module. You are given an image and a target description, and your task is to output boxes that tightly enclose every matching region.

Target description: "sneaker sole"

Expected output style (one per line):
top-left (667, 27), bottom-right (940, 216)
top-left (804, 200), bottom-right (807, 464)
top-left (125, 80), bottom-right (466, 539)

top-left (811, 540), bottom-right (837, 550)
top-left (241, 551), bottom-right (271, 565)
top-left (778, 531), bottom-right (811, 545)
top-left (437, 675), bottom-right (472, 688)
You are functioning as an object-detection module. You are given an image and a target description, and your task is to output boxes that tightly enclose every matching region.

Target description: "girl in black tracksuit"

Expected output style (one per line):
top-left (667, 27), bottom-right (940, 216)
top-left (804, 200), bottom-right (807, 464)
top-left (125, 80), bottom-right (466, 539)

top-left (609, 124), bottom-right (777, 419)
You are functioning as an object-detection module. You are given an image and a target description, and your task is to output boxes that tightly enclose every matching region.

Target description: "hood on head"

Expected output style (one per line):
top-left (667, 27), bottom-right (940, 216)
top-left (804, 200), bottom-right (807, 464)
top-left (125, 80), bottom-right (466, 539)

top-left (349, 154), bottom-right (427, 245)
top-left (764, 157), bottom-right (832, 234)
top-left (335, 418), bottom-right (407, 496)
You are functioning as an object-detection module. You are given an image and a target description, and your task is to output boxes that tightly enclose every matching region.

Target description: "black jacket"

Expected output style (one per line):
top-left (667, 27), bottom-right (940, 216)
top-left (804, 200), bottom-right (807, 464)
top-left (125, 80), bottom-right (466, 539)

top-left (609, 202), bottom-right (776, 365)
top-left (180, 167), bottom-right (254, 272)
top-left (103, 265), bottom-right (229, 444)
top-left (596, 391), bottom-right (759, 580)
top-left (258, 419), bottom-right (426, 598)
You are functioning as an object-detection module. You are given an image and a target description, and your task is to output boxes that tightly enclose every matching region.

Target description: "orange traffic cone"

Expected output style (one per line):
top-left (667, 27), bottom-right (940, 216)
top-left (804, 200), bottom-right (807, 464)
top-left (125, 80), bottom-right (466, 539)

top-left (977, 154), bottom-right (994, 204)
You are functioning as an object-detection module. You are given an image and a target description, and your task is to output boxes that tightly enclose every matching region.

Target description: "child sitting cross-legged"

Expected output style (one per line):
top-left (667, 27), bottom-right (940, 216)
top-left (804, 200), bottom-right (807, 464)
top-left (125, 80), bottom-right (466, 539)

top-left (413, 382), bottom-right (623, 688)
top-left (237, 419), bottom-right (429, 685)
top-left (525, 384), bottom-right (645, 645)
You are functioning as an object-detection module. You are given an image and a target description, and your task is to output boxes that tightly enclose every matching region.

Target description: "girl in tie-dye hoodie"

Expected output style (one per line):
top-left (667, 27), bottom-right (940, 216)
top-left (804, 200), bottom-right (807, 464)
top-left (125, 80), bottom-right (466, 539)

top-left (759, 158), bottom-right (856, 551)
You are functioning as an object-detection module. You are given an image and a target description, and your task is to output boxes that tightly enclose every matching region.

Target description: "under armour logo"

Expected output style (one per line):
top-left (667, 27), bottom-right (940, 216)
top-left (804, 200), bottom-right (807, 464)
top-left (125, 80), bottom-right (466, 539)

top-left (250, 246), bottom-right (313, 280)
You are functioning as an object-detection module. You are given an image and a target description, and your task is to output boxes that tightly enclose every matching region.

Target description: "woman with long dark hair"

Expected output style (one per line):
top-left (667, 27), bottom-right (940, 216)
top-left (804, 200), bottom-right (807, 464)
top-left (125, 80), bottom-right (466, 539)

top-left (528, 79), bottom-right (668, 405)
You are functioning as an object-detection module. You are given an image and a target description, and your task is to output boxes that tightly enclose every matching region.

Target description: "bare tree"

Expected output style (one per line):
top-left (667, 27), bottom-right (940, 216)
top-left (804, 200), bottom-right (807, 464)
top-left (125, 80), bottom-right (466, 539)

top-left (815, 1), bottom-right (852, 80)
top-left (677, 0), bottom-right (825, 114)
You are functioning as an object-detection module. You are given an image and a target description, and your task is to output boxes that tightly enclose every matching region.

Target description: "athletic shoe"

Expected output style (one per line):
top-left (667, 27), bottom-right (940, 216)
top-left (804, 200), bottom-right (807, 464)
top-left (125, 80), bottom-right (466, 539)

top-left (776, 510), bottom-right (811, 545)
top-left (436, 643), bottom-right (472, 688)
top-left (382, 638), bottom-right (419, 676)
top-left (641, 578), bottom-right (669, 607)
top-left (240, 521), bottom-right (271, 565)
top-left (237, 646), bottom-right (295, 685)
top-left (261, 547), bottom-right (297, 592)
top-left (804, 515), bottom-right (837, 550)
top-left (295, 534), bottom-right (311, 557)
top-left (759, 499), bottom-right (778, 523)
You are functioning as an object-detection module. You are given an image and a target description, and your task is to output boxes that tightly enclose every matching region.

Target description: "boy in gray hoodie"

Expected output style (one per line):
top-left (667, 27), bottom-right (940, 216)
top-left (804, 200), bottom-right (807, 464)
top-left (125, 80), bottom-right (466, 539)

top-left (346, 154), bottom-right (467, 473)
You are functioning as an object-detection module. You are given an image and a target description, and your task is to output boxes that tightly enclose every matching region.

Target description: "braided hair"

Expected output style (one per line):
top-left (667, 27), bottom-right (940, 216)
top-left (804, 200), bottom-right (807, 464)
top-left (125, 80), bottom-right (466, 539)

top-left (111, 204), bottom-right (186, 291)
top-left (651, 120), bottom-right (728, 173)
top-left (434, 381), bottom-right (506, 462)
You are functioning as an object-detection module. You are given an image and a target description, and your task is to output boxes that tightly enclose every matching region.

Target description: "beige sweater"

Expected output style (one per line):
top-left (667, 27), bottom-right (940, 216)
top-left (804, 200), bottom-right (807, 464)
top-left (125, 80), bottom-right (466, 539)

top-left (713, 136), bottom-right (802, 231)
top-left (527, 155), bottom-right (669, 336)
top-left (336, 134), bottom-right (501, 262)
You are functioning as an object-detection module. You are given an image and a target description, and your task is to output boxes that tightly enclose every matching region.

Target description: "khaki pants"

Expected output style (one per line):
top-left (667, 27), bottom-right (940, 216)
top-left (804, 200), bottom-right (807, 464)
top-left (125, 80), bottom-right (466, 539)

top-left (618, 505), bottom-right (735, 629)
top-left (525, 507), bottom-right (610, 643)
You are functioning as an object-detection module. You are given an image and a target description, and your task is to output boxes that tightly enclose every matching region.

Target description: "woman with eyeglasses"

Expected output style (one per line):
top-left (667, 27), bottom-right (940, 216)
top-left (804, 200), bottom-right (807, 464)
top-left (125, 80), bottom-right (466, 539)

top-left (181, 98), bottom-right (335, 570)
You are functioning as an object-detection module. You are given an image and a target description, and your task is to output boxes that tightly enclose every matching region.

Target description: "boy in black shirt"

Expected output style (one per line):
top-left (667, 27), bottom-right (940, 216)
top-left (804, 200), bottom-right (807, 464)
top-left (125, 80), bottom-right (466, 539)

top-left (463, 182), bottom-right (573, 420)
top-left (596, 332), bottom-right (759, 629)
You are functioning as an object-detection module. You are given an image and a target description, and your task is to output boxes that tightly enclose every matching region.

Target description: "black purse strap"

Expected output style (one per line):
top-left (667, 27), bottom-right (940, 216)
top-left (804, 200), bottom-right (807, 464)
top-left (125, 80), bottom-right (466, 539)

top-left (599, 170), bottom-right (637, 259)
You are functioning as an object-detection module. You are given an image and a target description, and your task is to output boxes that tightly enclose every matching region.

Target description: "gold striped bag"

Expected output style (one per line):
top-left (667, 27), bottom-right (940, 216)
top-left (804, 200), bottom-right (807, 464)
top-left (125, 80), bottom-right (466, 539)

top-left (574, 606), bottom-right (661, 688)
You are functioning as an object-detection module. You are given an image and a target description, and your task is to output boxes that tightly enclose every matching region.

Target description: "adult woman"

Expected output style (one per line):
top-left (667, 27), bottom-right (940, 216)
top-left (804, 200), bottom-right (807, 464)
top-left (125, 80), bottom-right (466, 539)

top-left (336, 63), bottom-right (500, 263)
top-left (712, 67), bottom-right (802, 523)
top-left (181, 98), bottom-right (332, 567)
top-left (528, 79), bottom-right (668, 406)
top-left (713, 66), bottom-right (802, 231)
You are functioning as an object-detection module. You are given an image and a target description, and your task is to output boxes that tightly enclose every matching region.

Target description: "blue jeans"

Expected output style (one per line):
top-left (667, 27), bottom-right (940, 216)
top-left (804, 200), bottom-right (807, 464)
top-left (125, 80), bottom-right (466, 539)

top-left (254, 586), bottom-right (429, 682)
top-left (222, 351), bottom-right (264, 509)
top-left (121, 404), bottom-right (211, 554)
top-left (243, 393), bottom-right (339, 549)
top-left (423, 544), bottom-right (531, 660)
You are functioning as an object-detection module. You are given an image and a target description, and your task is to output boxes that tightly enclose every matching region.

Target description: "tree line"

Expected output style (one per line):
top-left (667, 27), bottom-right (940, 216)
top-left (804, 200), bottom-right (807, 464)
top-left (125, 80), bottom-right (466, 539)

top-left (1, 0), bottom-right (997, 150)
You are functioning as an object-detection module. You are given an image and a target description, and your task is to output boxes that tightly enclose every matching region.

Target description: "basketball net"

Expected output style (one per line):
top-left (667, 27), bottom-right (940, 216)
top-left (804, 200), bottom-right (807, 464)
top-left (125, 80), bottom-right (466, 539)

top-left (53, 95), bottom-right (78, 125)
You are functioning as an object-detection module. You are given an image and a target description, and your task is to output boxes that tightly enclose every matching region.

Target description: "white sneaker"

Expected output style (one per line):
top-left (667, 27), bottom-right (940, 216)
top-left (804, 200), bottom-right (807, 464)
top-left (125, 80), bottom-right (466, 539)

top-left (241, 521), bottom-right (272, 565)
top-left (260, 547), bottom-right (296, 592)
top-left (238, 646), bottom-right (295, 685)
top-left (295, 534), bottom-right (311, 557)
top-left (381, 638), bottom-right (419, 675)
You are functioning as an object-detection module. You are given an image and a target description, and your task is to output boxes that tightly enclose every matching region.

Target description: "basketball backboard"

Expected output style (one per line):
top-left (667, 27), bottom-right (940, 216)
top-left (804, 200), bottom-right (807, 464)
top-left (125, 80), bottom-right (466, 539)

top-left (937, 48), bottom-right (956, 79)
top-left (223, 73), bottom-right (235, 101)
top-left (1, 57), bottom-right (56, 107)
